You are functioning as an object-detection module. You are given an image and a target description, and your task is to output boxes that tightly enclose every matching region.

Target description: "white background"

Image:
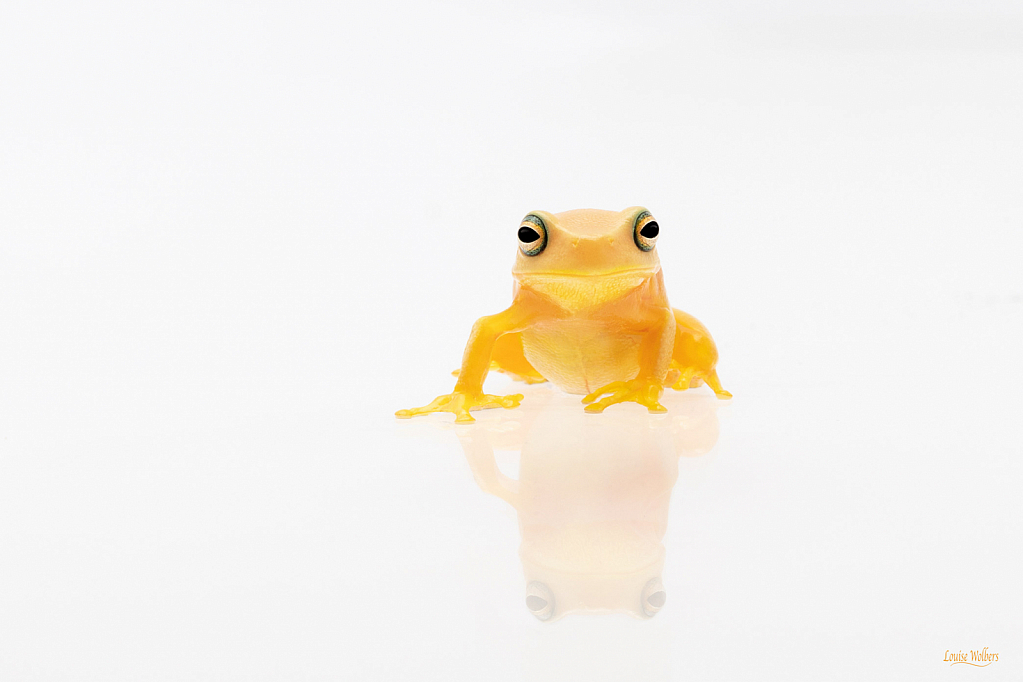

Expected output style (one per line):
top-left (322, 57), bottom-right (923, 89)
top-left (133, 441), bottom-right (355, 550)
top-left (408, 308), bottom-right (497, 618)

top-left (1, 1), bottom-right (1021, 680)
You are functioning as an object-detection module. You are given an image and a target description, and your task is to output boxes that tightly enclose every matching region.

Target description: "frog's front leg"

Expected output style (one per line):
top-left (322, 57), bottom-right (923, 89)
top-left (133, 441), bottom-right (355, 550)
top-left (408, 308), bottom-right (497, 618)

top-left (455, 427), bottom-right (519, 505)
top-left (396, 299), bottom-right (542, 424)
top-left (582, 305), bottom-right (675, 415)
top-left (450, 333), bottom-right (547, 384)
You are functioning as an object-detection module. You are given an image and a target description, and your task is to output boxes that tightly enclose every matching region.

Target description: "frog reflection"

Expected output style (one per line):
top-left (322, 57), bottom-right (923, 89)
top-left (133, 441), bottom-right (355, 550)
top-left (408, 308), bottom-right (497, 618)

top-left (456, 390), bottom-right (719, 622)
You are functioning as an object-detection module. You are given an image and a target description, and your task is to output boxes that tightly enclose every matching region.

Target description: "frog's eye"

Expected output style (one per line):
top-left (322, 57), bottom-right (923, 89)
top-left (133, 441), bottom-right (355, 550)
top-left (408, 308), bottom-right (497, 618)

top-left (518, 215), bottom-right (548, 256)
top-left (526, 581), bottom-right (555, 621)
top-left (634, 211), bottom-right (659, 252)
top-left (641, 577), bottom-right (666, 618)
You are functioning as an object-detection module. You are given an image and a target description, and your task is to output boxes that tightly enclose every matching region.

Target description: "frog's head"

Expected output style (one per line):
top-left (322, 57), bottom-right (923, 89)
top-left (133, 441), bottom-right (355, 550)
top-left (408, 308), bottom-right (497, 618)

top-left (511, 207), bottom-right (661, 277)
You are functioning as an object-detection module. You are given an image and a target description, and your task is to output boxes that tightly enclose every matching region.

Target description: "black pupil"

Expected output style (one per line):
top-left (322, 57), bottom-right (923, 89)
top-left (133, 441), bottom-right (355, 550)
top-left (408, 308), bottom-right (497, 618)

top-left (640, 221), bottom-right (659, 239)
top-left (518, 226), bottom-right (540, 243)
top-left (526, 596), bottom-right (548, 611)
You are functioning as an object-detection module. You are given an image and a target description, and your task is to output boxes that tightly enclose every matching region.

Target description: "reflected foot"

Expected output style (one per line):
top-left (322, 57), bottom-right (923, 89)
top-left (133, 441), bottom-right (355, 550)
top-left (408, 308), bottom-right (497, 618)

top-left (396, 391), bottom-right (524, 424)
top-left (581, 378), bottom-right (667, 414)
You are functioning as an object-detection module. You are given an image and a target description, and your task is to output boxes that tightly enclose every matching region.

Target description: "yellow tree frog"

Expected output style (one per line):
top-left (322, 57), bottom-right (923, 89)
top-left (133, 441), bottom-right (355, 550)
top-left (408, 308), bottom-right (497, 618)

top-left (396, 207), bottom-right (730, 423)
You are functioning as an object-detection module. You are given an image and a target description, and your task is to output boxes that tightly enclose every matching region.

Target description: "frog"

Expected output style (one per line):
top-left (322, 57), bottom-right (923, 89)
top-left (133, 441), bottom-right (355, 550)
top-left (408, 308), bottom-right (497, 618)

top-left (396, 207), bottom-right (730, 424)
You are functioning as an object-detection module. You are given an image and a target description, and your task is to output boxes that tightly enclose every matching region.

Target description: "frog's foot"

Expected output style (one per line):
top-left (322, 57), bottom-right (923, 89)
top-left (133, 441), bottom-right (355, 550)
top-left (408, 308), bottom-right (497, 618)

top-left (395, 391), bottom-right (524, 424)
top-left (668, 364), bottom-right (698, 392)
top-left (581, 378), bottom-right (667, 414)
top-left (667, 364), bottom-right (714, 392)
top-left (452, 363), bottom-right (547, 385)
top-left (703, 369), bottom-right (732, 400)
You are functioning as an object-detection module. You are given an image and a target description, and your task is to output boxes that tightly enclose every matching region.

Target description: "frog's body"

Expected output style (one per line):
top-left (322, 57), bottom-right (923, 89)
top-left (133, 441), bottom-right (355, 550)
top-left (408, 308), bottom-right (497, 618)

top-left (397, 207), bottom-right (730, 423)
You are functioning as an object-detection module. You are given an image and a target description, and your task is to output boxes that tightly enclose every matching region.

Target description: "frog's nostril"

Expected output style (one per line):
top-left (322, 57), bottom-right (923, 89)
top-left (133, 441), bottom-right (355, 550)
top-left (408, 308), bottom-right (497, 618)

top-left (518, 226), bottom-right (541, 243)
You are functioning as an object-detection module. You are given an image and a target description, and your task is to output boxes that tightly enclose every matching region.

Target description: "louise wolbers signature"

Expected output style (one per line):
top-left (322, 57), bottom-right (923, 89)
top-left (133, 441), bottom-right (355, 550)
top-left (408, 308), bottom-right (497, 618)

top-left (945, 648), bottom-right (999, 667)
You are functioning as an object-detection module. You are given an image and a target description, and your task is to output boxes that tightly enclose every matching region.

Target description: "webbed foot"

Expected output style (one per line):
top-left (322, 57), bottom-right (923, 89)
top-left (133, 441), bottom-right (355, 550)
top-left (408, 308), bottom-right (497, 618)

top-left (396, 391), bottom-right (524, 424)
top-left (668, 362), bottom-right (732, 399)
top-left (668, 363), bottom-right (703, 391)
top-left (581, 378), bottom-right (667, 414)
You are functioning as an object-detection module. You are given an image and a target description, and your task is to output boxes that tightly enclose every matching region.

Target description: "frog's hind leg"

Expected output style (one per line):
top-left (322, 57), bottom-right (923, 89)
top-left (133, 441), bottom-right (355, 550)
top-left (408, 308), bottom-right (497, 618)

top-left (669, 308), bottom-right (731, 399)
top-left (491, 333), bottom-right (547, 384)
top-left (452, 332), bottom-right (547, 384)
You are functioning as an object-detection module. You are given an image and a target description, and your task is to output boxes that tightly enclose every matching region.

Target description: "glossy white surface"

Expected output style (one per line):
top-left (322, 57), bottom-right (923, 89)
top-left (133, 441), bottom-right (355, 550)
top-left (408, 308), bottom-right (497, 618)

top-left (1, 1), bottom-right (1021, 680)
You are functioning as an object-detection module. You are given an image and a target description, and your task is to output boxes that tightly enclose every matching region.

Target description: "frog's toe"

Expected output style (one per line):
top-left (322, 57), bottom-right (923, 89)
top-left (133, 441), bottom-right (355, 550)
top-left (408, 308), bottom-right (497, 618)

top-left (582, 382), bottom-right (626, 405)
top-left (584, 391), bottom-right (627, 413)
top-left (456, 392), bottom-right (523, 422)
top-left (637, 384), bottom-right (667, 412)
top-left (669, 367), bottom-right (697, 391)
top-left (702, 369), bottom-right (732, 400)
top-left (397, 391), bottom-right (525, 422)
top-left (395, 405), bottom-right (441, 419)
top-left (475, 393), bottom-right (524, 410)
top-left (583, 380), bottom-right (666, 414)
top-left (395, 394), bottom-right (452, 419)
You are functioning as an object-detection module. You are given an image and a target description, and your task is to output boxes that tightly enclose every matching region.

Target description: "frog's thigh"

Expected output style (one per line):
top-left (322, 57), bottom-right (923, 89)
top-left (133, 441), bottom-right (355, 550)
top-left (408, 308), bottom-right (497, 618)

top-left (492, 333), bottom-right (546, 383)
top-left (671, 308), bottom-right (716, 372)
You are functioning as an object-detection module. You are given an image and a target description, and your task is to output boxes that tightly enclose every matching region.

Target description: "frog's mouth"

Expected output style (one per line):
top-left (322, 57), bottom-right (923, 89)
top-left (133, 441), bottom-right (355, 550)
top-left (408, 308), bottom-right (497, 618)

top-left (515, 265), bottom-right (660, 278)
top-left (514, 268), bottom-right (659, 311)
